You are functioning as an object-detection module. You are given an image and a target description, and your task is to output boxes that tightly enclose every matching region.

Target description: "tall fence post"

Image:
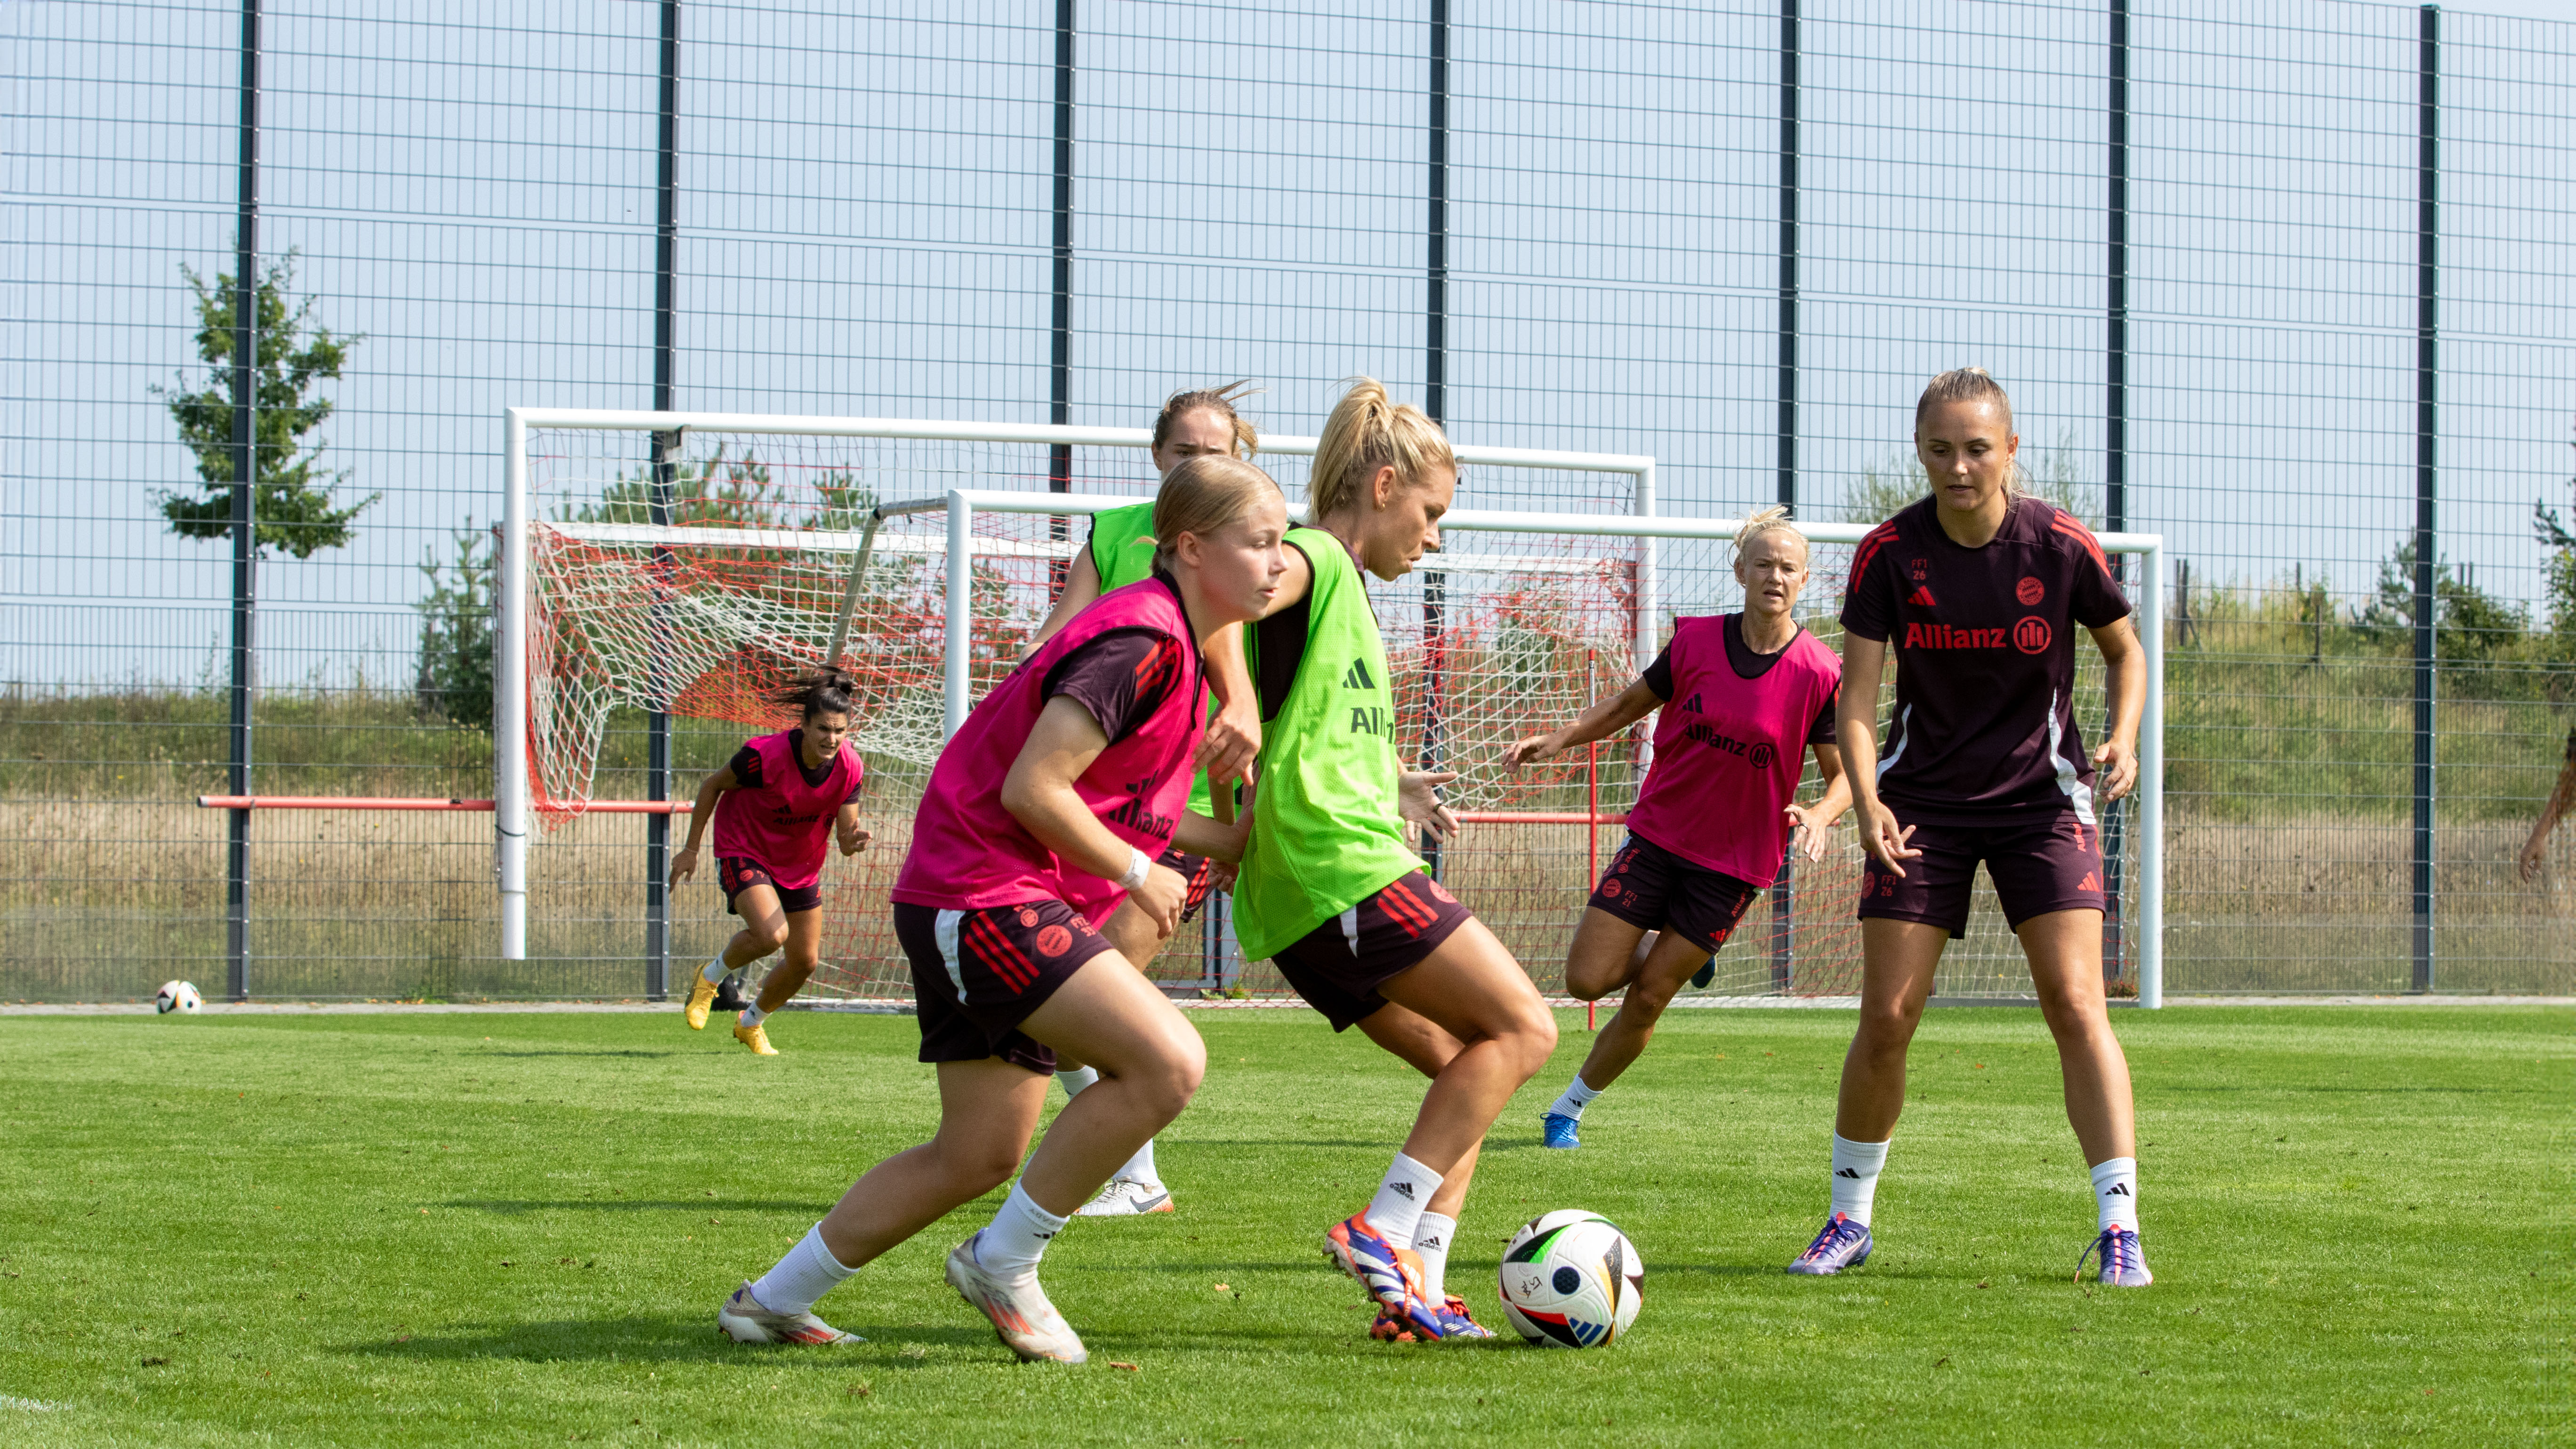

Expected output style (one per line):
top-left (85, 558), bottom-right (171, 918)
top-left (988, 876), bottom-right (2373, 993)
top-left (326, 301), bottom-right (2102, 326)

top-left (1420, 0), bottom-right (1450, 880)
top-left (225, 0), bottom-right (261, 1003)
top-left (643, 0), bottom-right (681, 1003)
top-left (1769, 0), bottom-right (1798, 988)
top-left (1048, 0), bottom-right (1075, 505)
top-left (2102, 0), bottom-right (2132, 987)
top-left (2411, 2), bottom-right (2439, 994)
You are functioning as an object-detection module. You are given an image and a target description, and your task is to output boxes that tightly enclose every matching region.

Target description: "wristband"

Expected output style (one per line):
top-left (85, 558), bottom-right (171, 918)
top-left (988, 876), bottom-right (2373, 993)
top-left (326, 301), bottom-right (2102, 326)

top-left (1117, 847), bottom-right (1152, 893)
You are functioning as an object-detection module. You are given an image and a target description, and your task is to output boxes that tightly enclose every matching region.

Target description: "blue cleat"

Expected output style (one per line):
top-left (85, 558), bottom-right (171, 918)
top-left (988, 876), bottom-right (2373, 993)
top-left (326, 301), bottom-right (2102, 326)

top-left (1541, 1112), bottom-right (1582, 1150)
top-left (1786, 1212), bottom-right (1873, 1275)
top-left (2077, 1225), bottom-right (2153, 1287)
top-left (1326, 1213), bottom-right (1425, 1312)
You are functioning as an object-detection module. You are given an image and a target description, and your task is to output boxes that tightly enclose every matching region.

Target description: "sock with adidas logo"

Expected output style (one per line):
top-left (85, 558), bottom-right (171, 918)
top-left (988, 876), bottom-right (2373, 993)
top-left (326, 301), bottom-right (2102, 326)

top-left (1547, 1074), bottom-right (1602, 1122)
top-left (1829, 1134), bottom-right (1890, 1226)
top-left (2090, 1157), bottom-right (2138, 1233)
top-left (1410, 1211), bottom-right (1457, 1302)
top-left (1364, 1151), bottom-right (1441, 1250)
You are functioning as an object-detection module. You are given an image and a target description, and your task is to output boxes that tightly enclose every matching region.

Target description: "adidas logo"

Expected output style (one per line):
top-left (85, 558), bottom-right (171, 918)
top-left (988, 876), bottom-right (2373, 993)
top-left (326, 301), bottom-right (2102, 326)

top-left (2079, 872), bottom-right (2101, 892)
top-left (1907, 585), bottom-right (1938, 607)
top-left (1681, 692), bottom-right (1704, 714)
top-left (1343, 659), bottom-right (1376, 690)
top-left (1415, 1231), bottom-right (1444, 1250)
top-left (1834, 1168), bottom-right (1861, 1179)
top-left (2108, 1183), bottom-right (2131, 1196)
top-left (1389, 1181), bottom-right (1415, 1200)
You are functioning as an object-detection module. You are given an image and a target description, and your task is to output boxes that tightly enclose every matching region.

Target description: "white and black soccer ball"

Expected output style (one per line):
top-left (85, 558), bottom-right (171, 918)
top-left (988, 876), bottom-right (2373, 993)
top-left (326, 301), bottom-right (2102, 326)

top-left (1497, 1208), bottom-right (1643, 1348)
top-left (155, 980), bottom-right (202, 1015)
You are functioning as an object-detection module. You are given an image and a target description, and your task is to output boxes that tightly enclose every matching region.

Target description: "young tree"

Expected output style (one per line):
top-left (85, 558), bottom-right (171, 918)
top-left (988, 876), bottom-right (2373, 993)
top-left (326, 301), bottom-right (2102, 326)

top-left (414, 525), bottom-right (495, 727)
top-left (152, 253), bottom-right (377, 558)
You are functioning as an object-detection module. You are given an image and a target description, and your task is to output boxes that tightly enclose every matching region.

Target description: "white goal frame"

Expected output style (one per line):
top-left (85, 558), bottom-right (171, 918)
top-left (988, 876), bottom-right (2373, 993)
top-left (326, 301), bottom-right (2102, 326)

top-left (499, 408), bottom-right (2167, 1005)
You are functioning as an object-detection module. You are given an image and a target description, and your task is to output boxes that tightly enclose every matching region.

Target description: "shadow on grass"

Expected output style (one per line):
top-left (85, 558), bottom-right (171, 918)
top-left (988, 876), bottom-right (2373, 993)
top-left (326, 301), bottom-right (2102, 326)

top-left (475, 1049), bottom-right (683, 1059)
top-left (444, 1199), bottom-right (819, 1214)
top-left (348, 1316), bottom-right (1360, 1363)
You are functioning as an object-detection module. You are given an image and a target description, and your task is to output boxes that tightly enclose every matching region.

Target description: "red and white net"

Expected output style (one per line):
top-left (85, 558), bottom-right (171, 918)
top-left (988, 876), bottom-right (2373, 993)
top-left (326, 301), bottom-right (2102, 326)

top-left (522, 429), bottom-right (1875, 999)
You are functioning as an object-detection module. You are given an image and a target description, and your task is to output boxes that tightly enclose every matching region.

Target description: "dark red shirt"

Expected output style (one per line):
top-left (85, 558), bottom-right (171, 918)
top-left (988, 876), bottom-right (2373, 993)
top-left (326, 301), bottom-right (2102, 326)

top-left (1840, 496), bottom-right (2130, 822)
top-left (1042, 628), bottom-right (1187, 745)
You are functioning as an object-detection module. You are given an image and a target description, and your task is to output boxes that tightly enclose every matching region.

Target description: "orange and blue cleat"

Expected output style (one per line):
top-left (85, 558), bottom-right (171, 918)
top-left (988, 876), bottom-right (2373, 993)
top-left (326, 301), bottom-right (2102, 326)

top-left (1325, 1213), bottom-right (1425, 1312)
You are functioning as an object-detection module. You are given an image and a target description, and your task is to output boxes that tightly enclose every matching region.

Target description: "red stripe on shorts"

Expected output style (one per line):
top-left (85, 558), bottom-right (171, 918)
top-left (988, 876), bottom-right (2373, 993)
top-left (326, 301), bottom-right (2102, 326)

top-left (967, 913), bottom-right (1037, 992)
top-left (1378, 880), bottom-right (1434, 938)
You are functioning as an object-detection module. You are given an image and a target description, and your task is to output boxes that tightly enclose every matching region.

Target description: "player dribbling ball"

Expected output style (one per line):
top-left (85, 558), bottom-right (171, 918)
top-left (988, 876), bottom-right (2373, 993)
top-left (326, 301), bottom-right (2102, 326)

top-left (715, 455), bottom-right (1284, 1363)
top-left (1791, 367), bottom-right (2153, 1288)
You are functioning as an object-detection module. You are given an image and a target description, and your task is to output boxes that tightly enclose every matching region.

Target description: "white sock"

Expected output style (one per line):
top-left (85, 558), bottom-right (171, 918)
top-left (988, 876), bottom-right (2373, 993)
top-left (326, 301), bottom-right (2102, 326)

top-left (2091, 1157), bottom-right (2139, 1233)
top-left (1411, 1211), bottom-right (1457, 1301)
top-left (700, 957), bottom-right (728, 985)
top-left (1113, 1136), bottom-right (1159, 1189)
top-left (1055, 1066), bottom-right (1100, 1097)
top-left (748, 1223), bottom-right (855, 1315)
top-left (975, 1182), bottom-right (1070, 1276)
top-left (1547, 1075), bottom-right (1602, 1121)
top-left (739, 1005), bottom-right (768, 1028)
top-left (1363, 1152), bottom-right (1442, 1250)
top-left (1830, 1134), bottom-right (1890, 1227)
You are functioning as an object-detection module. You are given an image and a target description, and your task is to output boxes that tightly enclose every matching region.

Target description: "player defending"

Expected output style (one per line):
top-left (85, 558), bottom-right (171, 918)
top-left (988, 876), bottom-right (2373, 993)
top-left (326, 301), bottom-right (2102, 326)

top-left (1507, 507), bottom-right (1850, 1148)
top-left (1018, 383), bottom-right (1265, 1217)
top-left (715, 456), bottom-right (1282, 1362)
top-left (674, 672), bottom-right (870, 1055)
top-left (1233, 378), bottom-right (1558, 1342)
top-left (1790, 367), bottom-right (2152, 1287)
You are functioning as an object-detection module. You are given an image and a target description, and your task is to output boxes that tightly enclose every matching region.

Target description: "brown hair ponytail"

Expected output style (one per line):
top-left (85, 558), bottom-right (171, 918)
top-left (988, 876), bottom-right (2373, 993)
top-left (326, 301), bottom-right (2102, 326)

top-left (764, 667), bottom-right (859, 722)
top-left (1151, 381), bottom-right (1262, 459)
top-left (1914, 367), bottom-right (2027, 498)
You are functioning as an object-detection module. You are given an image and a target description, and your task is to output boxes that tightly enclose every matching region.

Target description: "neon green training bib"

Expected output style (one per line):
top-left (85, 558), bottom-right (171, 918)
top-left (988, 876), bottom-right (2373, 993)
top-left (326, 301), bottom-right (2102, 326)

top-left (1089, 501), bottom-right (1216, 820)
top-left (1233, 527), bottom-right (1423, 962)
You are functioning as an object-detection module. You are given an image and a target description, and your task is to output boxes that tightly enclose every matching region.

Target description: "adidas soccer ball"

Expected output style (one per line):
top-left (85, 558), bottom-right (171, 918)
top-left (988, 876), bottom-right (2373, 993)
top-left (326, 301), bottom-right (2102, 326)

top-left (155, 980), bottom-right (202, 1015)
top-left (1497, 1209), bottom-right (1643, 1348)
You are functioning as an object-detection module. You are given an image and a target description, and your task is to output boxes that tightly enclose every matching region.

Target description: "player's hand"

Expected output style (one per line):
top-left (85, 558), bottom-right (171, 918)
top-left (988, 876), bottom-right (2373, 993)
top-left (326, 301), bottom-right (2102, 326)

top-left (668, 845), bottom-right (701, 887)
top-left (1130, 861), bottom-right (1189, 937)
top-left (1198, 691), bottom-right (1263, 787)
top-left (1502, 732), bottom-right (1564, 769)
top-left (1784, 802), bottom-right (1837, 862)
top-left (1399, 770), bottom-right (1461, 842)
top-left (1205, 858), bottom-right (1239, 893)
top-left (1857, 801), bottom-right (1920, 878)
top-left (2520, 830), bottom-right (2550, 883)
top-left (836, 819), bottom-right (872, 856)
top-left (2093, 739), bottom-right (2139, 803)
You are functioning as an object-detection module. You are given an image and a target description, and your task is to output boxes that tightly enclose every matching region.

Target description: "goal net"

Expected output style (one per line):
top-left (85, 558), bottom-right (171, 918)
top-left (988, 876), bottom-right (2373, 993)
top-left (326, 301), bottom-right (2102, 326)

top-left (500, 411), bottom-right (2164, 1005)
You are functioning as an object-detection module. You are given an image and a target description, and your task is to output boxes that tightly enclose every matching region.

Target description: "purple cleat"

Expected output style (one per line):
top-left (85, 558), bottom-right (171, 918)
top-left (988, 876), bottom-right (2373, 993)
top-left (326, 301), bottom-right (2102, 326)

top-left (2078, 1225), bottom-right (2153, 1287)
top-left (1787, 1212), bottom-right (1873, 1276)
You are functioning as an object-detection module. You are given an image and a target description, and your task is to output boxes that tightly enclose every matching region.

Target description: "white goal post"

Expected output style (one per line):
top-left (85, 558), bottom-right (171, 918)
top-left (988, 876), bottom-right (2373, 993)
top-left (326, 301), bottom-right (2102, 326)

top-left (499, 408), bottom-right (2166, 1005)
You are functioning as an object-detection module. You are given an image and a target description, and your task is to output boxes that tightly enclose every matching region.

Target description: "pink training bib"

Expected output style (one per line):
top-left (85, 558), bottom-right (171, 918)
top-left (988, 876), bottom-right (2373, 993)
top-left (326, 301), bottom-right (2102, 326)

top-left (893, 576), bottom-right (1206, 922)
top-left (710, 728), bottom-right (864, 891)
top-left (1624, 615), bottom-right (1840, 889)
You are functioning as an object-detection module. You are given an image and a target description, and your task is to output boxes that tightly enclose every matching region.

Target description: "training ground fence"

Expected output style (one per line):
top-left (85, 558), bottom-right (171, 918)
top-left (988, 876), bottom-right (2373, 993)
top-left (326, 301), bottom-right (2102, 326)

top-left (1, 1), bottom-right (2568, 1002)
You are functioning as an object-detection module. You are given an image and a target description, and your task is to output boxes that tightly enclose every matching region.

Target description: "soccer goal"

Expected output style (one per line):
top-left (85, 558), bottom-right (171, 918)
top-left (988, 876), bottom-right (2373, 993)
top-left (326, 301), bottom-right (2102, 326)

top-left (499, 409), bottom-right (2168, 1006)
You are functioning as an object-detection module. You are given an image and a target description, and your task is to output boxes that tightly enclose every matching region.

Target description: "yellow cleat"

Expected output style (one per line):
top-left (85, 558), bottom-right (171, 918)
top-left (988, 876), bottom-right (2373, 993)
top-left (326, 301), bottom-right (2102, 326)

top-left (733, 1019), bottom-right (779, 1056)
top-left (684, 974), bottom-right (719, 1031)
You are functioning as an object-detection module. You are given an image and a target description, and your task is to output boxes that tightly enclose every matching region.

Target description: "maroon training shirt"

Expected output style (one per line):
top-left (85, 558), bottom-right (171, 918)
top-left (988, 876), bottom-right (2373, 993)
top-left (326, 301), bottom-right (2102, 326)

top-left (1840, 496), bottom-right (2131, 823)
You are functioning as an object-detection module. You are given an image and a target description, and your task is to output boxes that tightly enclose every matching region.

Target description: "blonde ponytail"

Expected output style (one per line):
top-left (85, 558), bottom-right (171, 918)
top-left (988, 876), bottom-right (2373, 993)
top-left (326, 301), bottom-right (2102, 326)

top-left (1307, 377), bottom-right (1456, 520)
top-left (1732, 504), bottom-right (1809, 574)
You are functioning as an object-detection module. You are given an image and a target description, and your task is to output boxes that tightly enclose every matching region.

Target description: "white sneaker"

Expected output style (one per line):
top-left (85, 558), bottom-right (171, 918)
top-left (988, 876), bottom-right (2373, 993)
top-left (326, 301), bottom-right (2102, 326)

top-left (1074, 1178), bottom-right (1175, 1217)
top-left (944, 1232), bottom-right (1086, 1363)
top-left (715, 1280), bottom-right (861, 1345)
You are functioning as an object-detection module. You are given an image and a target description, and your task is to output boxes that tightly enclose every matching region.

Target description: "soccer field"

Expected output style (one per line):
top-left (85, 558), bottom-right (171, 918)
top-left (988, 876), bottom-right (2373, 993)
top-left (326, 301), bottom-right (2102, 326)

top-left (1, 1006), bottom-right (2563, 1446)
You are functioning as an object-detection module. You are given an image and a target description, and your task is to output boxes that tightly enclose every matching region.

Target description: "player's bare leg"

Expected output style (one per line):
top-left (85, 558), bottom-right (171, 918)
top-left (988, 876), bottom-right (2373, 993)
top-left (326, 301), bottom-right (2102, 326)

top-left (1061, 895), bottom-right (1181, 1215)
top-left (689, 882), bottom-right (789, 1032)
top-left (725, 895), bottom-right (808, 1056)
top-left (1560, 909), bottom-right (1652, 1001)
top-left (1566, 929), bottom-right (1721, 1093)
top-left (2020, 907), bottom-right (2150, 1284)
top-left (1787, 919), bottom-right (1941, 1276)
top-left (1545, 917), bottom-right (1681, 1147)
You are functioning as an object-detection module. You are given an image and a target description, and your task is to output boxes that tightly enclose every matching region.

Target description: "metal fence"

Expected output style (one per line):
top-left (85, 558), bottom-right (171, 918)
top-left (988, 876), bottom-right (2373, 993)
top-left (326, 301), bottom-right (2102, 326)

top-left (2, 0), bottom-right (2568, 1002)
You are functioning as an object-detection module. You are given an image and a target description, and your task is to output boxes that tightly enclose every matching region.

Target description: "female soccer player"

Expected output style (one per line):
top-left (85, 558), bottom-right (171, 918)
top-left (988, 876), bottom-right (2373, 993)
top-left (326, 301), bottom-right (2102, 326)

top-left (1019, 383), bottom-right (1265, 1217)
top-left (1232, 377), bottom-right (1559, 1342)
top-left (1789, 367), bottom-right (2152, 1287)
top-left (715, 455), bottom-right (1285, 1363)
top-left (1505, 507), bottom-right (1851, 1148)
top-left (673, 671), bottom-right (871, 1055)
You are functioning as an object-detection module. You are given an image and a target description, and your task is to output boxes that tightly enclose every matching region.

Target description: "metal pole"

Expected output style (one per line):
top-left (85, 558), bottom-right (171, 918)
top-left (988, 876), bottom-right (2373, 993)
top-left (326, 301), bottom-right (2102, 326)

top-left (644, 0), bottom-right (681, 1003)
top-left (2101, 0), bottom-right (2132, 988)
top-left (1420, 0), bottom-right (1449, 879)
top-left (944, 491), bottom-right (974, 739)
top-left (1776, 0), bottom-right (1798, 517)
top-left (2138, 539), bottom-right (2164, 1008)
top-left (1048, 0), bottom-right (1075, 527)
top-left (2411, 2), bottom-right (2439, 994)
top-left (497, 411), bottom-right (530, 961)
top-left (225, 0), bottom-right (261, 1003)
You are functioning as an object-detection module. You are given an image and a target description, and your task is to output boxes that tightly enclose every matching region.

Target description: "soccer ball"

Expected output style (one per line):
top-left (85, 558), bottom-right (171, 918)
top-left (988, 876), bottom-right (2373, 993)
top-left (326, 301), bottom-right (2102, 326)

top-left (155, 981), bottom-right (202, 1015)
top-left (1497, 1209), bottom-right (1643, 1347)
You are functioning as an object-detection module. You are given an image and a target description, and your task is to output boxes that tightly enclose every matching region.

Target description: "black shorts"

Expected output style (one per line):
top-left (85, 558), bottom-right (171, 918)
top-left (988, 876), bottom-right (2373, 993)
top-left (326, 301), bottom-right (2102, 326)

top-left (894, 899), bottom-right (1118, 1072)
top-left (1586, 835), bottom-right (1763, 954)
top-left (1160, 845), bottom-right (1217, 926)
top-left (720, 856), bottom-right (821, 916)
top-left (1857, 811), bottom-right (2108, 936)
top-left (1270, 871), bottom-right (1474, 1032)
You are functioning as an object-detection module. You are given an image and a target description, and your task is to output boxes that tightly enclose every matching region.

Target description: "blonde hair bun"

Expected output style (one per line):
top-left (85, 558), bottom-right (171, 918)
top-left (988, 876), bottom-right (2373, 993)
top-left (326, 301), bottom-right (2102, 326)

top-left (1307, 377), bottom-right (1456, 519)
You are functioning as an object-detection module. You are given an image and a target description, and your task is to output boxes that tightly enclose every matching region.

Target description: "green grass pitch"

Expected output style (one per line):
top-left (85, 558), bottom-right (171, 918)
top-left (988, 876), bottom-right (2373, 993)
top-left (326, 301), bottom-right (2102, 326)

top-left (1, 1005), bottom-right (2564, 1446)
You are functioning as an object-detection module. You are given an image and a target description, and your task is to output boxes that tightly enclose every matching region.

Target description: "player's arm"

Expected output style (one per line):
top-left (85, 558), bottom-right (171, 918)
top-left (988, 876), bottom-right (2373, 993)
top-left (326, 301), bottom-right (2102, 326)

top-left (1001, 695), bottom-right (1191, 935)
top-left (1195, 622), bottom-right (1261, 789)
top-left (1786, 743), bottom-right (1851, 863)
top-left (2517, 733), bottom-right (2576, 881)
top-left (1018, 548), bottom-right (1105, 664)
top-left (1171, 802), bottom-right (1251, 864)
top-left (2088, 615), bottom-right (2145, 803)
top-left (833, 798), bottom-right (871, 857)
top-left (670, 766), bottom-right (740, 886)
top-left (1504, 678), bottom-right (1662, 769)
top-left (1836, 632), bottom-right (1919, 877)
